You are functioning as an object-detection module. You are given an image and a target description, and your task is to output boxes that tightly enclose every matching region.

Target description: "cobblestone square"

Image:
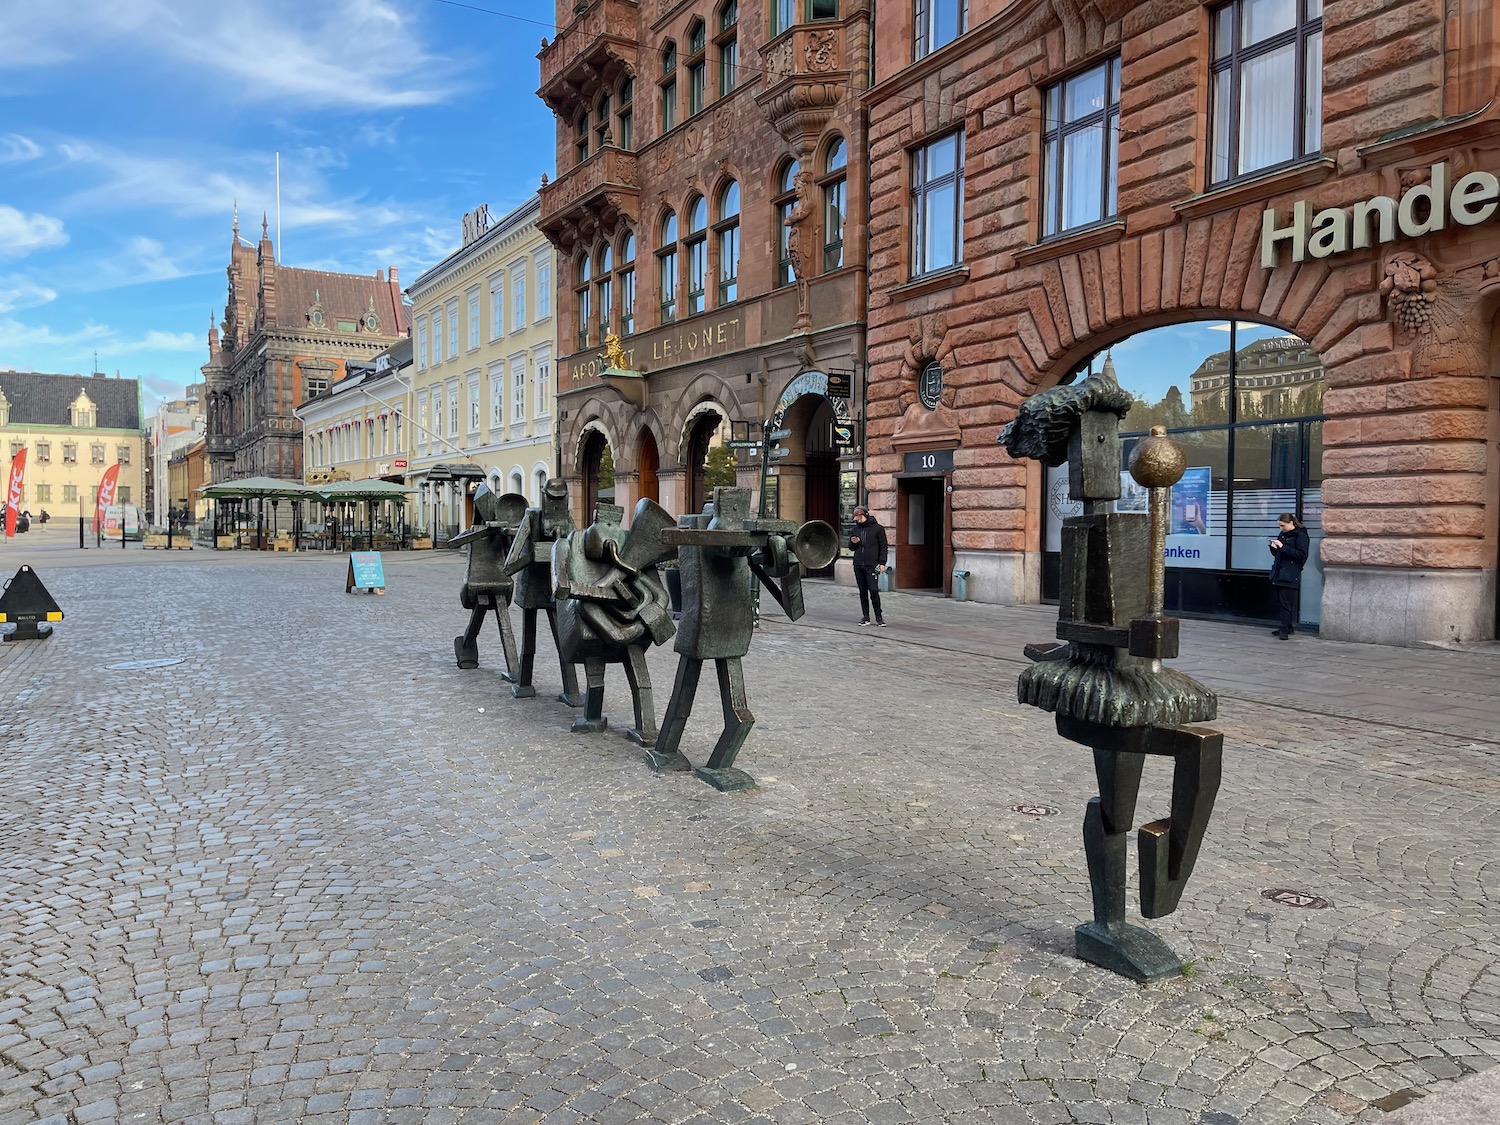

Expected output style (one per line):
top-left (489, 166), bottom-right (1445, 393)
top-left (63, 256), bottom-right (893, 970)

top-left (1, 546), bottom-right (1496, 1123)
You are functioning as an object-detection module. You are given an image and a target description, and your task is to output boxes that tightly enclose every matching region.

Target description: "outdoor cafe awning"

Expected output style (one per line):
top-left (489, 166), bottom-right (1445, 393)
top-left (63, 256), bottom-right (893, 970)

top-left (198, 477), bottom-right (320, 500)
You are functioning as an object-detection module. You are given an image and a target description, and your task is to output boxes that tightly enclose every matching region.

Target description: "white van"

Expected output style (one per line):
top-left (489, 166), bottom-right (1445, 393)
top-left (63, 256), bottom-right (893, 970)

top-left (100, 504), bottom-right (147, 541)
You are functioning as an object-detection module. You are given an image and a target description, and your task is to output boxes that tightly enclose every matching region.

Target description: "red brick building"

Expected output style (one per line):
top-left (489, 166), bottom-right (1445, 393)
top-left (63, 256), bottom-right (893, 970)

top-left (202, 214), bottom-right (408, 483)
top-left (538, 0), bottom-right (872, 539)
top-left (865, 0), bottom-right (1500, 644)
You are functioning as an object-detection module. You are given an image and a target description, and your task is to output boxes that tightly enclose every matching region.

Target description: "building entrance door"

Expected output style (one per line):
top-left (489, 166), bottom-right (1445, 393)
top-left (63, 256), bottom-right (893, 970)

top-left (895, 475), bottom-right (947, 591)
top-left (804, 451), bottom-right (839, 577)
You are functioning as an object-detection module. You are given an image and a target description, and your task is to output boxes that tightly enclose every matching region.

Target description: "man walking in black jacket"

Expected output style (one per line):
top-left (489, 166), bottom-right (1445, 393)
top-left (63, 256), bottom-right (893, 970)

top-left (849, 505), bottom-right (888, 626)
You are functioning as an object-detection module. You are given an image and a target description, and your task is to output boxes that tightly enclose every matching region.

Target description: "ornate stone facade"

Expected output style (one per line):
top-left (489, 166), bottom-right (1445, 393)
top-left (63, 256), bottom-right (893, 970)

top-left (865, 0), bottom-right (1500, 644)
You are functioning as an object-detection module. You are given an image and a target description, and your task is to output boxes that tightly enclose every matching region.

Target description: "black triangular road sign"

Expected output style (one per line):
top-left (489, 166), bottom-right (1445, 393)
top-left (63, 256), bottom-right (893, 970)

top-left (0, 565), bottom-right (64, 641)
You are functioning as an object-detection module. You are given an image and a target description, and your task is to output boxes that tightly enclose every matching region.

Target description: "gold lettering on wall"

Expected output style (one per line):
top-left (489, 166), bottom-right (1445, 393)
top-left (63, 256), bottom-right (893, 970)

top-left (567, 316), bottom-right (742, 382)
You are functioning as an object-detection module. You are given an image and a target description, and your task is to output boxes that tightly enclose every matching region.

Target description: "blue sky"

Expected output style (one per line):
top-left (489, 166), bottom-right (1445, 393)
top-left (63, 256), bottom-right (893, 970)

top-left (0, 0), bottom-right (557, 413)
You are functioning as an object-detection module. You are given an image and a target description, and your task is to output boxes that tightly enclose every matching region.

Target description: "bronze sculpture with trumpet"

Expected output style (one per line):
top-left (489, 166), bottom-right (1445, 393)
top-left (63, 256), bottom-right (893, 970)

top-left (649, 486), bottom-right (839, 790)
top-left (449, 484), bottom-right (529, 675)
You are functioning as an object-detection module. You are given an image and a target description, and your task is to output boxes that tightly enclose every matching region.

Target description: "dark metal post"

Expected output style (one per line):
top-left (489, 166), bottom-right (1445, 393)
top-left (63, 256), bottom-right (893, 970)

top-left (79, 515), bottom-right (86, 549)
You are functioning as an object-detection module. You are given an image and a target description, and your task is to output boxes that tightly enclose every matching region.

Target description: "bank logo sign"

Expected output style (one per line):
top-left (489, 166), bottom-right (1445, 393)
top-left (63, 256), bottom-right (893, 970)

top-left (1260, 163), bottom-right (1496, 268)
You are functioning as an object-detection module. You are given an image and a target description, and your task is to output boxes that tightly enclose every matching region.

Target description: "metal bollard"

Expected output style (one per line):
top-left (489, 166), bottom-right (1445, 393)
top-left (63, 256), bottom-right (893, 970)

top-left (952, 569), bottom-right (971, 602)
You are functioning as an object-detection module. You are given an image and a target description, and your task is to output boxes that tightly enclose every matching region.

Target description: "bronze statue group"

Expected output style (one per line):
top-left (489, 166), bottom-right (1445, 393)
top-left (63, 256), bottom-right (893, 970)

top-left (452, 480), bottom-right (836, 793)
top-left (452, 373), bottom-right (1224, 981)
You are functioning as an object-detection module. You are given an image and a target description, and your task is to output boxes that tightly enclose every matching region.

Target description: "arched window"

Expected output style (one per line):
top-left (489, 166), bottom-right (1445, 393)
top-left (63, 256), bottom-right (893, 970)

top-left (821, 136), bottom-right (847, 270)
top-left (660, 42), bottom-right (678, 132)
top-left (717, 1), bottom-right (738, 96)
top-left (619, 78), bottom-right (634, 150)
top-left (620, 233), bottom-right (637, 335)
top-left (658, 210), bottom-right (678, 324)
top-left (596, 244), bottom-right (614, 339)
top-left (575, 109), bottom-right (589, 165)
top-left (773, 160), bottom-right (800, 286)
top-left (684, 195), bottom-right (708, 315)
top-left (595, 91), bottom-right (612, 149)
top-left (575, 255), bottom-right (592, 351)
top-left (715, 180), bottom-right (740, 305)
top-left (687, 20), bottom-right (707, 114)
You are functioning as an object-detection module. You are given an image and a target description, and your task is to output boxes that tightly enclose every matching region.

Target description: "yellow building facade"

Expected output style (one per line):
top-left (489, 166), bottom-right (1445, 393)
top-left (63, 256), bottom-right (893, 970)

top-left (407, 195), bottom-right (556, 538)
top-left (0, 371), bottom-right (145, 522)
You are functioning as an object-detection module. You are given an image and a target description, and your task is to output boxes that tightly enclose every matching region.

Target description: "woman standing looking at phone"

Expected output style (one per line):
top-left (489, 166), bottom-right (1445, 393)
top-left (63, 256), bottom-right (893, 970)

top-left (1268, 513), bottom-right (1309, 639)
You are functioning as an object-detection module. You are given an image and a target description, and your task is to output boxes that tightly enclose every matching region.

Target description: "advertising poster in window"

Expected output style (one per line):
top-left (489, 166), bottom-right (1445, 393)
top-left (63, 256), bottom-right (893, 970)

top-left (1043, 463), bottom-right (1225, 568)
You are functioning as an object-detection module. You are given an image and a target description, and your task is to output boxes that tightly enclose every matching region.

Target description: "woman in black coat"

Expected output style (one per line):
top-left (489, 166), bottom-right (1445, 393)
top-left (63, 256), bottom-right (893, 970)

top-left (1268, 512), bottom-right (1309, 639)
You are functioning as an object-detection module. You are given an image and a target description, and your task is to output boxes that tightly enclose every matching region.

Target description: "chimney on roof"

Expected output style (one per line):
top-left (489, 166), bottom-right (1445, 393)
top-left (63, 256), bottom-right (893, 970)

top-left (388, 266), bottom-right (398, 284)
top-left (376, 269), bottom-right (385, 282)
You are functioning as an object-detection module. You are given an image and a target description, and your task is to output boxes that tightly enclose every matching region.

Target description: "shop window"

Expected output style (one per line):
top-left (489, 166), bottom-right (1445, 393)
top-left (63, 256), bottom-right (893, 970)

top-left (595, 92), bottom-right (612, 150)
top-left (1044, 320), bottom-right (1328, 623)
top-left (821, 138), bottom-right (847, 270)
top-left (911, 132), bottom-right (964, 277)
top-left (773, 160), bottom-right (800, 286)
top-left (596, 244), bottom-right (614, 339)
top-left (716, 181), bottom-right (740, 305)
top-left (1042, 56), bottom-right (1120, 237)
top-left (685, 196), bottom-right (708, 315)
top-left (576, 255), bottom-right (592, 351)
top-left (718, 1), bottom-right (738, 96)
top-left (1209, 0), bottom-right (1323, 185)
top-left (619, 79), bottom-right (634, 150)
top-left (687, 21), bottom-right (707, 115)
top-left (660, 42), bottom-right (678, 132)
top-left (914, 0), bottom-right (966, 59)
top-left (658, 210), bottom-right (679, 324)
top-left (620, 233), bottom-right (637, 336)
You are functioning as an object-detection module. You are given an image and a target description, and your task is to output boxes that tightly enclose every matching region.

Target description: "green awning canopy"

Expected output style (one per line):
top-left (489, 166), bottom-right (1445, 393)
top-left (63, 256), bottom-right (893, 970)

top-left (314, 479), bottom-right (417, 502)
top-left (198, 476), bottom-right (321, 499)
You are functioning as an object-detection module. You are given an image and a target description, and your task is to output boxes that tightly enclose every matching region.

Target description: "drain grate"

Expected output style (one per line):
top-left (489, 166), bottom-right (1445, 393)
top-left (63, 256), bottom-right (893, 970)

top-left (1260, 888), bottom-right (1331, 909)
top-left (1011, 804), bottom-right (1061, 817)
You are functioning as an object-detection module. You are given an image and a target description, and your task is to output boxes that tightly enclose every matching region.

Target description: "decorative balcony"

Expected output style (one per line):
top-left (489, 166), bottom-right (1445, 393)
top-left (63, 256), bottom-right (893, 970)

top-left (538, 145), bottom-right (640, 254)
top-left (755, 23), bottom-right (851, 155)
top-left (538, 0), bottom-right (639, 119)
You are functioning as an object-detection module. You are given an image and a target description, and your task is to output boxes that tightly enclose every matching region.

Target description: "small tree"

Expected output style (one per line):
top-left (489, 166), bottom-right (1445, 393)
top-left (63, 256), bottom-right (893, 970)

top-left (704, 444), bottom-right (738, 487)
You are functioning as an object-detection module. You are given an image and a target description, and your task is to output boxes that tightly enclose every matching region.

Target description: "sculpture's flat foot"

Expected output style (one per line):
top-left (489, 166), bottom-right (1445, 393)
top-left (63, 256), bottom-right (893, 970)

top-left (572, 717), bottom-right (608, 734)
top-left (694, 766), bottom-right (756, 792)
top-left (624, 728), bottom-right (657, 748)
top-left (454, 638), bottom-right (478, 669)
top-left (558, 691), bottom-right (585, 708)
top-left (643, 748), bottom-right (692, 773)
top-left (510, 683), bottom-right (537, 699)
top-left (1075, 921), bottom-right (1185, 983)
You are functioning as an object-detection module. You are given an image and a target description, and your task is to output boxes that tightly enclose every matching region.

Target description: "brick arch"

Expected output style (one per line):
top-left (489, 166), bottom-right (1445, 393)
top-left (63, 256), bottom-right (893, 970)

top-left (665, 371), bottom-right (742, 464)
top-left (673, 392), bottom-right (736, 468)
top-left (620, 412), bottom-right (669, 469)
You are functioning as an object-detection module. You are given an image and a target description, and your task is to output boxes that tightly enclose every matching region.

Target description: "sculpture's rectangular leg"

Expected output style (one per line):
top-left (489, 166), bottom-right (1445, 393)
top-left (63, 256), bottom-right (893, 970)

top-left (454, 605), bottom-right (485, 669)
top-left (572, 657), bottom-right (608, 733)
top-left (650, 657), bottom-right (702, 771)
top-left (1140, 727), bottom-right (1223, 919)
top-left (697, 658), bottom-right (757, 791)
top-left (548, 609), bottom-right (584, 707)
top-left (509, 609), bottom-right (536, 696)
top-left (621, 645), bottom-right (658, 747)
top-left (493, 601), bottom-right (521, 685)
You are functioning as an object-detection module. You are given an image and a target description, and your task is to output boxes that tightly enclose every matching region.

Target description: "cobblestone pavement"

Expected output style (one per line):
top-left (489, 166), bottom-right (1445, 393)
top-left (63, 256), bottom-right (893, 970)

top-left (1, 549), bottom-right (1497, 1125)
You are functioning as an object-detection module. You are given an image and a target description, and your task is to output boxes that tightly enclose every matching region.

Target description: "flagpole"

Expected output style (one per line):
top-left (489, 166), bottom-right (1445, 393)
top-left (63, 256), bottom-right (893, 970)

top-left (275, 151), bottom-right (281, 259)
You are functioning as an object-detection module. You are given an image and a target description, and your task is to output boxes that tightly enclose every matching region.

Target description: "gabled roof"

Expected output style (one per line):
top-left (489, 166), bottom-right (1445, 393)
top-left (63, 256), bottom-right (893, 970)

top-left (276, 266), bottom-right (409, 336)
top-left (0, 370), bottom-right (141, 429)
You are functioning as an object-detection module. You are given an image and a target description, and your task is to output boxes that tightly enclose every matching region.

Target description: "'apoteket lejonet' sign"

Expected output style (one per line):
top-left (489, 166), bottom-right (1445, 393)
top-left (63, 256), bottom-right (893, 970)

top-left (1261, 162), bottom-right (1496, 268)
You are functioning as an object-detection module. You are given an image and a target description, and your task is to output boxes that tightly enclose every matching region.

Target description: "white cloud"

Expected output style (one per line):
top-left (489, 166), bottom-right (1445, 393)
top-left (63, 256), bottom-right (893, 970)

top-left (0, 133), bottom-right (42, 163)
top-left (0, 279), bottom-right (57, 314)
top-left (112, 330), bottom-right (200, 354)
top-left (0, 0), bottom-right (460, 109)
top-left (0, 205), bottom-right (67, 258)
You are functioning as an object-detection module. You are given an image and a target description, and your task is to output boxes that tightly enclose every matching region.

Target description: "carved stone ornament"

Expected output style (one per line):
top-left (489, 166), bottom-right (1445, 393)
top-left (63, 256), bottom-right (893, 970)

top-left (1380, 251), bottom-right (1485, 373)
top-left (804, 29), bottom-right (839, 72)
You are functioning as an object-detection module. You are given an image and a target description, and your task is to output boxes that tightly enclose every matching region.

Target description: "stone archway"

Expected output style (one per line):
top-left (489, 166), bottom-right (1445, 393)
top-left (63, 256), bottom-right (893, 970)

top-left (683, 408), bottom-right (723, 517)
top-left (578, 426), bottom-right (614, 517)
top-left (638, 428), bottom-right (660, 505)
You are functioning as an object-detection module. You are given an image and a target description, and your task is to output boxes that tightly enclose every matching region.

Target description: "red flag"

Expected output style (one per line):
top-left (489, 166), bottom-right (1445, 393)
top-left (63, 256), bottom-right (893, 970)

top-left (4, 447), bottom-right (24, 538)
top-left (94, 463), bottom-right (121, 533)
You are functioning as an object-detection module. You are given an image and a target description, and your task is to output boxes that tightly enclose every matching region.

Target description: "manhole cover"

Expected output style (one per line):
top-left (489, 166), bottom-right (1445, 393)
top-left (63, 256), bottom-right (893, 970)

top-left (105, 658), bottom-right (184, 671)
top-left (1261, 888), bottom-right (1331, 909)
top-left (1011, 804), bottom-right (1061, 817)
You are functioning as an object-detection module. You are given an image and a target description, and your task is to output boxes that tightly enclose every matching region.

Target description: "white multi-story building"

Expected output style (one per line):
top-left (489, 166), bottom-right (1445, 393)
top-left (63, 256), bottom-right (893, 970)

top-left (407, 195), bottom-right (556, 539)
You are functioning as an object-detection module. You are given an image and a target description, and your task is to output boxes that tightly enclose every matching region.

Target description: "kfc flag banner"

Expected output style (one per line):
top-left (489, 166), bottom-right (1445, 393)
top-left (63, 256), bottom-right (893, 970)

top-left (94, 462), bottom-right (121, 533)
top-left (4, 447), bottom-right (25, 538)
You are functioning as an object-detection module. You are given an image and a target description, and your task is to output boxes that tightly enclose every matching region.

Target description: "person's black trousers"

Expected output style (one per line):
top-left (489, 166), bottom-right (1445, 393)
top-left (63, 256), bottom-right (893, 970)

top-left (1277, 586), bottom-right (1298, 635)
top-left (854, 565), bottom-right (883, 622)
